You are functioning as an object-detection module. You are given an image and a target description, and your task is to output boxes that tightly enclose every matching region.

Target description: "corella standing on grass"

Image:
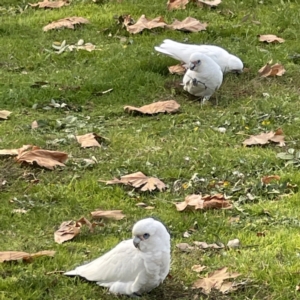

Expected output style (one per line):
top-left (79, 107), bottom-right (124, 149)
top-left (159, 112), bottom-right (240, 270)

top-left (183, 52), bottom-right (223, 103)
top-left (155, 39), bottom-right (243, 74)
top-left (64, 218), bottom-right (170, 297)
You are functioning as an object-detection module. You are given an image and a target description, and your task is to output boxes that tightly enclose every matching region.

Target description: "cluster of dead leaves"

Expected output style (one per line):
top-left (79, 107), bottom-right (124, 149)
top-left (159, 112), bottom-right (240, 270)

top-left (243, 128), bottom-right (285, 147)
top-left (100, 172), bottom-right (166, 192)
top-left (167, 0), bottom-right (222, 10)
top-left (43, 17), bottom-right (89, 31)
top-left (120, 15), bottom-right (207, 34)
top-left (55, 211), bottom-right (125, 244)
top-left (0, 145), bottom-right (68, 170)
top-left (0, 250), bottom-right (55, 263)
top-left (124, 100), bottom-right (180, 115)
top-left (175, 194), bottom-right (232, 211)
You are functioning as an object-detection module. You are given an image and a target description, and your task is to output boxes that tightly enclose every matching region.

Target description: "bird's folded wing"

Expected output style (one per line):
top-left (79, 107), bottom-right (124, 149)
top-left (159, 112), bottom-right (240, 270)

top-left (65, 239), bottom-right (144, 283)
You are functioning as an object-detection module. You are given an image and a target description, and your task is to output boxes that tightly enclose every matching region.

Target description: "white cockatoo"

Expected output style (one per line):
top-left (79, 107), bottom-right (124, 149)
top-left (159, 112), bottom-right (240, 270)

top-left (183, 52), bottom-right (223, 103)
top-left (155, 39), bottom-right (243, 74)
top-left (64, 218), bottom-right (170, 297)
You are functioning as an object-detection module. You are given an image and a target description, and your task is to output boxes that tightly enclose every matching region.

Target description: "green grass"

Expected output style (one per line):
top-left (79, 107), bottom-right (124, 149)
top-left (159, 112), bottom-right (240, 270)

top-left (1, 0), bottom-right (300, 299)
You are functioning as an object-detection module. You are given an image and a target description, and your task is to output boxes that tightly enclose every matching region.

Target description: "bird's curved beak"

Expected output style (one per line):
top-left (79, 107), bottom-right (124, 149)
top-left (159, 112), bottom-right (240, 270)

top-left (233, 69), bottom-right (243, 74)
top-left (133, 236), bottom-right (142, 249)
top-left (189, 60), bottom-right (200, 70)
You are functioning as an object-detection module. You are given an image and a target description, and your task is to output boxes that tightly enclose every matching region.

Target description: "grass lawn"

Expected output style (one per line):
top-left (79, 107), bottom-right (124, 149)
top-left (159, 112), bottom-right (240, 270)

top-left (1, 0), bottom-right (300, 299)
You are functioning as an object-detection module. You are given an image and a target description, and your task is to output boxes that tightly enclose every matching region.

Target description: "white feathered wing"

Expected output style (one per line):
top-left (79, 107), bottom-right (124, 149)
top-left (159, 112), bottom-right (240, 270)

top-left (64, 218), bottom-right (170, 296)
top-left (183, 52), bottom-right (223, 102)
top-left (155, 39), bottom-right (243, 74)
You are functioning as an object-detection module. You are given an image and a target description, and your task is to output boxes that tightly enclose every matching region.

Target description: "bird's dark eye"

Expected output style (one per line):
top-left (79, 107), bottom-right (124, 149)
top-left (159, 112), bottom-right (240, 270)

top-left (197, 60), bottom-right (201, 64)
top-left (143, 233), bottom-right (150, 239)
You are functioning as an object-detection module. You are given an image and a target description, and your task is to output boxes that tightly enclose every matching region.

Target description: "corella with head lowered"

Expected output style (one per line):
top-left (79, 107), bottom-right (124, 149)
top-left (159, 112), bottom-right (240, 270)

top-left (183, 52), bottom-right (223, 103)
top-left (64, 218), bottom-right (170, 297)
top-left (155, 39), bottom-right (243, 74)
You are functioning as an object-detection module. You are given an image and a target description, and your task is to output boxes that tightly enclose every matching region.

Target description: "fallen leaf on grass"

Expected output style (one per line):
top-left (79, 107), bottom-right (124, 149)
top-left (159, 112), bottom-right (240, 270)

top-left (192, 265), bottom-right (207, 273)
top-left (126, 15), bottom-right (167, 34)
top-left (124, 100), bottom-right (180, 115)
top-left (0, 110), bottom-right (12, 120)
top-left (136, 202), bottom-right (155, 210)
top-left (54, 217), bottom-right (95, 244)
top-left (167, 0), bottom-right (189, 10)
top-left (29, 0), bottom-right (70, 8)
top-left (258, 34), bottom-right (285, 43)
top-left (261, 175), bottom-right (280, 184)
top-left (90, 210), bottom-right (125, 220)
top-left (76, 133), bottom-right (105, 148)
top-left (258, 62), bottom-right (286, 77)
top-left (43, 17), bottom-right (90, 32)
top-left (168, 17), bottom-right (207, 32)
top-left (193, 241), bottom-right (225, 249)
top-left (168, 64), bottom-right (186, 75)
top-left (16, 146), bottom-right (68, 169)
top-left (0, 250), bottom-right (55, 263)
top-left (175, 194), bottom-right (232, 211)
top-left (31, 120), bottom-right (39, 129)
top-left (242, 129), bottom-right (285, 147)
top-left (176, 243), bottom-right (195, 252)
top-left (193, 267), bottom-right (241, 294)
top-left (197, 0), bottom-right (222, 7)
top-left (12, 209), bottom-right (28, 214)
top-left (100, 171), bottom-right (166, 192)
top-left (227, 239), bottom-right (240, 248)
top-left (0, 145), bottom-right (32, 156)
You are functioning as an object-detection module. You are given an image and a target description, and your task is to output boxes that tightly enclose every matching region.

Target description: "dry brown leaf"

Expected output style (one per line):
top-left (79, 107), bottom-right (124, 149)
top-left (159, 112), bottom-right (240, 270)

top-left (15, 146), bottom-right (68, 169)
top-left (0, 145), bottom-right (32, 156)
top-left (175, 194), bottom-right (232, 211)
top-left (54, 220), bottom-right (81, 244)
top-left (258, 34), bottom-right (285, 43)
top-left (219, 281), bottom-right (237, 294)
top-left (0, 110), bottom-right (12, 120)
top-left (29, 0), bottom-right (70, 8)
top-left (261, 175), bottom-right (280, 184)
top-left (100, 171), bottom-right (166, 192)
top-left (0, 250), bottom-right (55, 263)
top-left (193, 267), bottom-right (241, 294)
top-left (168, 64), bottom-right (187, 75)
top-left (126, 15), bottom-right (167, 34)
top-left (258, 62), bottom-right (286, 77)
top-left (197, 0), bottom-right (222, 7)
top-left (193, 241), bottom-right (224, 249)
top-left (90, 210), bottom-right (125, 220)
top-left (124, 100), bottom-right (180, 115)
top-left (76, 217), bottom-right (96, 232)
top-left (76, 133), bottom-right (104, 148)
top-left (242, 129), bottom-right (285, 147)
top-left (167, 0), bottom-right (189, 10)
top-left (43, 17), bottom-right (90, 32)
top-left (168, 17), bottom-right (207, 32)
top-left (176, 243), bottom-right (195, 252)
top-left (192, 265), bottom-right (207, 273)
top-left (31, 120), bottom-right (39, 129)
top-left (136, 203), bottom-right (155, 210)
